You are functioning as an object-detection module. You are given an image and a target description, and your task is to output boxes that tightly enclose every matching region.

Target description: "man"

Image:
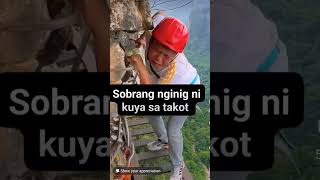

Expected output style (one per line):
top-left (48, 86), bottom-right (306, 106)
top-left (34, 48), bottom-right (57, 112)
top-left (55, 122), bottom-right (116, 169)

top-left (128, 12), bottom-right (200, 180)
top-left (69, 0), bottom-right (108, 72)
top-left (211, 0), bottom-right (291, 179)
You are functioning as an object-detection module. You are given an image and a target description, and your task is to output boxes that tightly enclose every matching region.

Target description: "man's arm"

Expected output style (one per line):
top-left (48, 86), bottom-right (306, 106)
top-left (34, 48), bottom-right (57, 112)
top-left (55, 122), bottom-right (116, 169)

top-left (69, 0), bottom-right (108, 72)
top-left (128, 55), bottom-right (152, 84)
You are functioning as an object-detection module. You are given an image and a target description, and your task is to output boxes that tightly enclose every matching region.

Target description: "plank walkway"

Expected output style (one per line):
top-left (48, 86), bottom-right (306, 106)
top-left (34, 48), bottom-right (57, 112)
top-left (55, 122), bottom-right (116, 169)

top-left (128, 117), bottom-right (193, 180)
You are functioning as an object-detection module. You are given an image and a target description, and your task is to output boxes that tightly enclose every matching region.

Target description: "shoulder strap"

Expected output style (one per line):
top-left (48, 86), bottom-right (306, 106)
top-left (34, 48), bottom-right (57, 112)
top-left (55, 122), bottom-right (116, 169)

top-left (256, 47), bottom-right (279, 72)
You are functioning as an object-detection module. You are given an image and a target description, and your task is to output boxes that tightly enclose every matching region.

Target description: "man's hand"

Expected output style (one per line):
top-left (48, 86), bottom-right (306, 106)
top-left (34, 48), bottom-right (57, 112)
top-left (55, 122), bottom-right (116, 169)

top-left (127, 54), bottom-right (151, 84)
top-left (135, 36), bottom-right (147, 49)
top-left (127, 46), bottom-right (145, 65)
top-left (128, 55), bottom-right (143, 65)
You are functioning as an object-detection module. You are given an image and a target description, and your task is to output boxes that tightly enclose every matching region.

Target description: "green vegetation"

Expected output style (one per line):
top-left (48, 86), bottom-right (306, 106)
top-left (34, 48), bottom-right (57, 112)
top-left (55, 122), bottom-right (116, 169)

top-left (248, 0), bottom-right (320, 179)
top-left (182, 110), bottom-right (210, 180)
top-left (181, 5), bottom-right (211, 180)
top-left (248, 135), bottom-right (320, 180)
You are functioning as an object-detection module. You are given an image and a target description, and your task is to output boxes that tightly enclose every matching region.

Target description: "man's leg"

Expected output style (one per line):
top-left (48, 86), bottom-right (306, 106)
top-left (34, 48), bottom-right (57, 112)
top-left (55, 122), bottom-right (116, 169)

top-left (146, 116), bottom-right (169, 151)
top-left (167, 116), bottom-right (188, 167)
top-left (146, 116), bottom-right (168, 143)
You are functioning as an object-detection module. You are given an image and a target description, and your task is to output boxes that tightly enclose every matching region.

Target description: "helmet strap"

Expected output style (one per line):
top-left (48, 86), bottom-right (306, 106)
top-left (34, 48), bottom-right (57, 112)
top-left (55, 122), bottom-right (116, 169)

top-left (149, 63), bottom-right (161, 79)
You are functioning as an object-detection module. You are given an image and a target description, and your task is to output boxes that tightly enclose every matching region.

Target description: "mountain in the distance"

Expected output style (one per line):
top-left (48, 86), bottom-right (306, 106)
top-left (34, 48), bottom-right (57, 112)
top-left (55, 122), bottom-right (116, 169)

top-left (185, 5), bottom-right (210, 63)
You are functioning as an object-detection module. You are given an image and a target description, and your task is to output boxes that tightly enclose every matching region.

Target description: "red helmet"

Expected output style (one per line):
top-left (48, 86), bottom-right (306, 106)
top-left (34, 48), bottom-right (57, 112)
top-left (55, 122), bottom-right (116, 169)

top-left (152, 17), bottom-right (189, 53)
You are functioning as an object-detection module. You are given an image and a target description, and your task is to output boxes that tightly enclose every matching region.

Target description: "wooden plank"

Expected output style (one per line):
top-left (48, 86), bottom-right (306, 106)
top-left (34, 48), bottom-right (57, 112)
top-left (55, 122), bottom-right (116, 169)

top-left (137, 150), bottom-right (169, 161)
top-left (131, 154), bottom-right (144, 180)
top-left (128, 118), bottom-right (149, 127)
top-left (133, 139), bottom-right (151, 147)
top-left (182, 167), bottom-right (193, 180)
top-left (160, 163), bottom-right (172, 173)
top-left (131, 127), bottom-right (154, 137)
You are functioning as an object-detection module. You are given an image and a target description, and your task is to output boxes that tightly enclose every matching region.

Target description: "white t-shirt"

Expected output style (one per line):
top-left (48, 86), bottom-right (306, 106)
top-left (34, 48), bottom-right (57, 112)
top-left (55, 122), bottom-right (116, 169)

top-left (145, 14), bottom-right (200, 85)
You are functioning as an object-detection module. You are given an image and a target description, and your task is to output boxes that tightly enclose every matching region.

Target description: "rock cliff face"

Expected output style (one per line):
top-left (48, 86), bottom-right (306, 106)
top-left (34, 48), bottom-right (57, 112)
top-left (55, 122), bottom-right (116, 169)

top-left (0, 1), bottom-right (49, 178)
top-left (109, 1), bottom-right (152, 178)
top-left (0, 0), bottom-right (98, 179)
top-left (110, 0), bottom-right (152, 84)
top-left (0, 0), bottom-right (50, 72)
top-left (0, 0), bottom-right (152, 178)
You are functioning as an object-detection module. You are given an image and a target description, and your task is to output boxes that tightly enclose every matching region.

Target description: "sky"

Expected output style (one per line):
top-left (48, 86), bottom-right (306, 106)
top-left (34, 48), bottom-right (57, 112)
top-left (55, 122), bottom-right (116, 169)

top-left (148, 0), bottom-right (209, 26)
